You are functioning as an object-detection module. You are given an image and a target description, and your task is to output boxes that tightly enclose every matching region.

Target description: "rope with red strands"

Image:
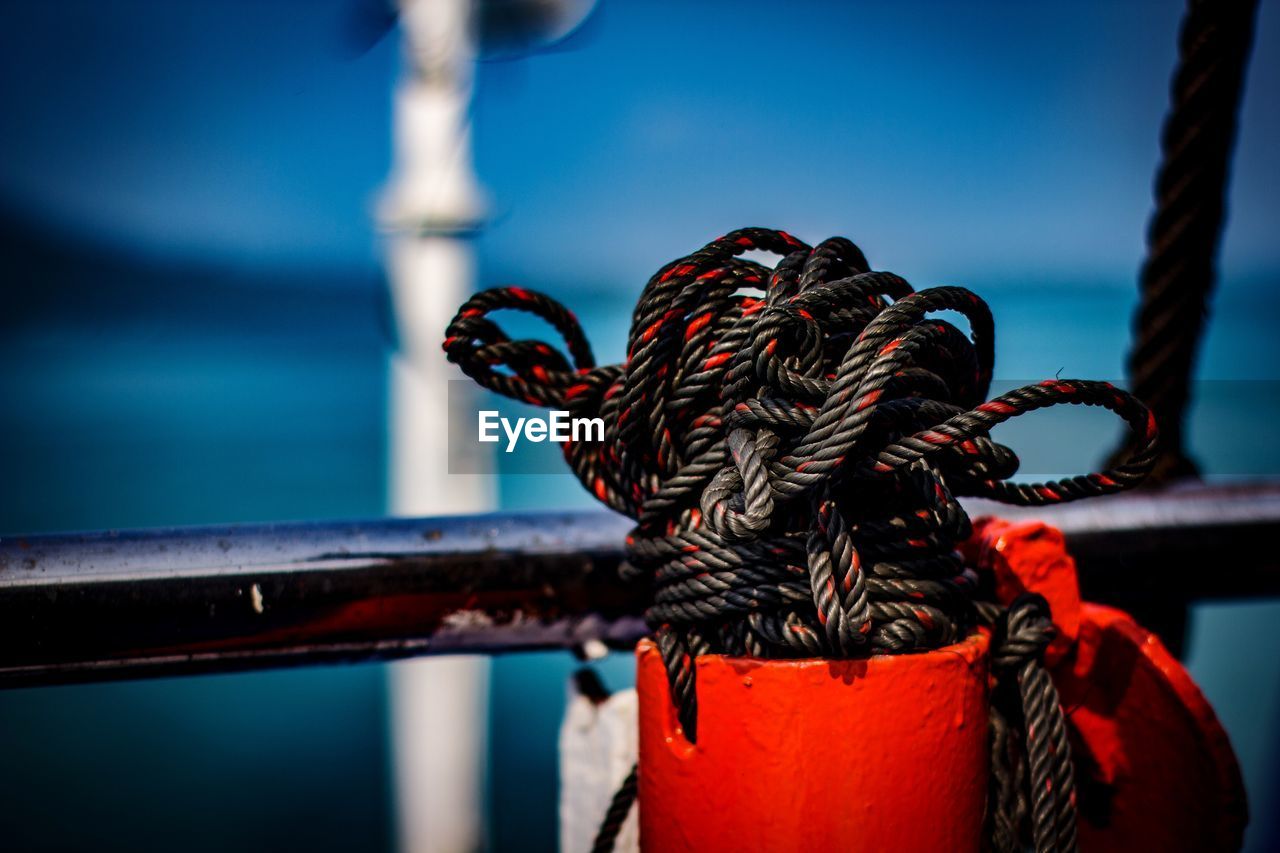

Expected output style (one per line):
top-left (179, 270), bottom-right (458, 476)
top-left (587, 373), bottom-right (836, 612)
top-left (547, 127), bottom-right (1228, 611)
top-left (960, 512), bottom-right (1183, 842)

top-left (443, 228), bottom-right (1157, 852)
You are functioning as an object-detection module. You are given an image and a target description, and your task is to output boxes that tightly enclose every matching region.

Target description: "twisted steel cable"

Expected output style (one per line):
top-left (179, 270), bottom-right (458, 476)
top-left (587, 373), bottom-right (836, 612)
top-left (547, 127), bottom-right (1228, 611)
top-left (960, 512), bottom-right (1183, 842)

top-left (1123, 0), bottom-right (1259, 483)
top-left (444, 228), bottom-right (1157, 851)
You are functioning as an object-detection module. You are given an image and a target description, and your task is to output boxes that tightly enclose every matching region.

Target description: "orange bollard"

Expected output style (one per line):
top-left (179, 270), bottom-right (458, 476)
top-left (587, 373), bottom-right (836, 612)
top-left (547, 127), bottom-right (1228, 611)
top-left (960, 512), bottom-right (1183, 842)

top-left (635, 633), bottom-right (991, 852)
top-left (635, 517), bottom-right (1246, 851)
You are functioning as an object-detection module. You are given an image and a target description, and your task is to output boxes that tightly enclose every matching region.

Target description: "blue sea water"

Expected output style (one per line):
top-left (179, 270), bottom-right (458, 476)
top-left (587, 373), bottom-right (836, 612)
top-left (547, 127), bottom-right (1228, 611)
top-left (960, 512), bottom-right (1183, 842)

top-left (0, 243), bottom-right (397, 852)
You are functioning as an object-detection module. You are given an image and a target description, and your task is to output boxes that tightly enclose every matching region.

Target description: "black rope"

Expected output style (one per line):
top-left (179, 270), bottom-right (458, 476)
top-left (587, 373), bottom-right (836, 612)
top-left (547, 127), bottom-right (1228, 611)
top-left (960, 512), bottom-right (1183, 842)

top-left (1122, 0), bottom-right (1259, 483)
top-left (990, 594), bottom-right (1078, 853)
top-left (444, 229), bottom-right (1157, 851)
top-left (590, 764), bottom-right (638, 853)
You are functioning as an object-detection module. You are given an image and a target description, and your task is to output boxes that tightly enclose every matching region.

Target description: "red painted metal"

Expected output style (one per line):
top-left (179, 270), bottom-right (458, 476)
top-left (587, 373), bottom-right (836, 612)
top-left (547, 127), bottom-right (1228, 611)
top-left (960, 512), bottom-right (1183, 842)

top-left (636, 632), bottom-right (991, 852)
top-left (969, 517), bottom-right (1247, 850)
top-left (636, 518), bottom-right (1246, 851)
top-left (963, 517), bottom-right (1082, 665)
top-left (1059, 603), bottom-right (1246, 851)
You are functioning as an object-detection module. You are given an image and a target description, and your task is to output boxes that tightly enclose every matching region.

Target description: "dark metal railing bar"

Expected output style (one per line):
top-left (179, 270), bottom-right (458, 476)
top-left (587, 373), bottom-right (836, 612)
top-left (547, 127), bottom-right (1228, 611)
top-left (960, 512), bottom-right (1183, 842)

top-left (0, 482), bottom-right (1275, 688)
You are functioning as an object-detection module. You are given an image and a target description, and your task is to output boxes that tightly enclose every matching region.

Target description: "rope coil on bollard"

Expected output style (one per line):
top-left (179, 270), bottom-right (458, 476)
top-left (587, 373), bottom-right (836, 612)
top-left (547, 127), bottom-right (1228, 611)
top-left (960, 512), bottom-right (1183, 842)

top-left (444, 229), bottom-right (1157, 852)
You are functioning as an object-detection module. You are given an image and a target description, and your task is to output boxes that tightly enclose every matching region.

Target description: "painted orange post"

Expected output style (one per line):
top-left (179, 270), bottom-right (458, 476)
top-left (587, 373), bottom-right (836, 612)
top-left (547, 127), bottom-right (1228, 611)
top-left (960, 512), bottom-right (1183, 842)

top-left (635, 517), bottom-right (1247, 851)
top-left (635, 633), bottom-right (991, 852)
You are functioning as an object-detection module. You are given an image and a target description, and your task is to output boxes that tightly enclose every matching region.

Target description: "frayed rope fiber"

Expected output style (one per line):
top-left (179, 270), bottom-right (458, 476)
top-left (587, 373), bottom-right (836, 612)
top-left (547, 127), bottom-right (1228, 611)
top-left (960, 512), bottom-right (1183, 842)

top-left (444, 229), bottom-right (1157, 852)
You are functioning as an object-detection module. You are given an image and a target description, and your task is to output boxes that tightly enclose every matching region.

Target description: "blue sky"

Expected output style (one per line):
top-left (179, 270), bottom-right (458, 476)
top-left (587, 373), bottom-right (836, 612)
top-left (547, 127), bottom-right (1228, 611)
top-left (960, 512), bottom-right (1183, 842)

top-left (0, 0), bottom-right (397, 270)
top-left (474, 0), bottom-right (1277, 286)
top-left (0, 0), bottom-right (1275, 285)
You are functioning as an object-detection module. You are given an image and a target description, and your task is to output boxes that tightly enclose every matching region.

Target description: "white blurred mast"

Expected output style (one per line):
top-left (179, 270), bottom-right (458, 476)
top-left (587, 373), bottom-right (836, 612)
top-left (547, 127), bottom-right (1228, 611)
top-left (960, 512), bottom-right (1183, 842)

top-left (382, 1), bottom-right (493, 852)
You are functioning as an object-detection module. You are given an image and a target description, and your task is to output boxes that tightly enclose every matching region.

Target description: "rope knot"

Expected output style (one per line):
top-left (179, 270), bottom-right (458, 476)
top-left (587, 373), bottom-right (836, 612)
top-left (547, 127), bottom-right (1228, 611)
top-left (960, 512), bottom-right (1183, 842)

top-left (992, 592), bottom-right (1056, 671)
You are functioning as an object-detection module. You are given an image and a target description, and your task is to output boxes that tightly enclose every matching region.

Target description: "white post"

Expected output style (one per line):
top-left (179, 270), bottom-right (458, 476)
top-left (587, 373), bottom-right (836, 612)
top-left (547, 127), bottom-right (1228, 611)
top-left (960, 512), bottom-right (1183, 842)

top-left (382, 1), bottom-right (493, 851)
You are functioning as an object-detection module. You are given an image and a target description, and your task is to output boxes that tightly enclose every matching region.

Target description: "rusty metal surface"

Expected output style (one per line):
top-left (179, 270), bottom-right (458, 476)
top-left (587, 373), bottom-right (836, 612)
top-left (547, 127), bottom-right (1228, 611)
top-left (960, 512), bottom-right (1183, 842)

top-left (0, 482), bottom-right (1276, 688)
top-left (0, 511), bottom-right (641, 687)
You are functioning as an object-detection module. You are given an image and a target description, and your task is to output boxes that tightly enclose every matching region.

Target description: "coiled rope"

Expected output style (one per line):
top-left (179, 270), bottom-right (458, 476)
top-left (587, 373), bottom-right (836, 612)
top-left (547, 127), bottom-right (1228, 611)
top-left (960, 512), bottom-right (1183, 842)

top-left (444, 228), bottom-right (1157, 852)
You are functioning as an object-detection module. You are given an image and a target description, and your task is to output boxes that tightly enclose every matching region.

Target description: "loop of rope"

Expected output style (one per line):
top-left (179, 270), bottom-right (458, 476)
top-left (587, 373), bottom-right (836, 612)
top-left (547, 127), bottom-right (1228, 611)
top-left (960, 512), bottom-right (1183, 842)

top-left (444, 228), bottom-right (1156, 851)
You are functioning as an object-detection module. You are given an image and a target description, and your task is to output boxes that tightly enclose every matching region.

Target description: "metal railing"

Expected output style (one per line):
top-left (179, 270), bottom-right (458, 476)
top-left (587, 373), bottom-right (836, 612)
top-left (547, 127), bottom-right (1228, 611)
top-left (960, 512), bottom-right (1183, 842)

top-left (1, 481), bottom-right (1276, 688)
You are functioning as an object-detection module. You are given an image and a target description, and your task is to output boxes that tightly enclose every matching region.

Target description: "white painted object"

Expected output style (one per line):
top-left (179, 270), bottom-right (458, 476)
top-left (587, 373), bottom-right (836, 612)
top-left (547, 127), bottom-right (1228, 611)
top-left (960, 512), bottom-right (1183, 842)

top-left (559, 686), bottom-right (640, 853)
top-left (383, 2), bottom-right (493, 852)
